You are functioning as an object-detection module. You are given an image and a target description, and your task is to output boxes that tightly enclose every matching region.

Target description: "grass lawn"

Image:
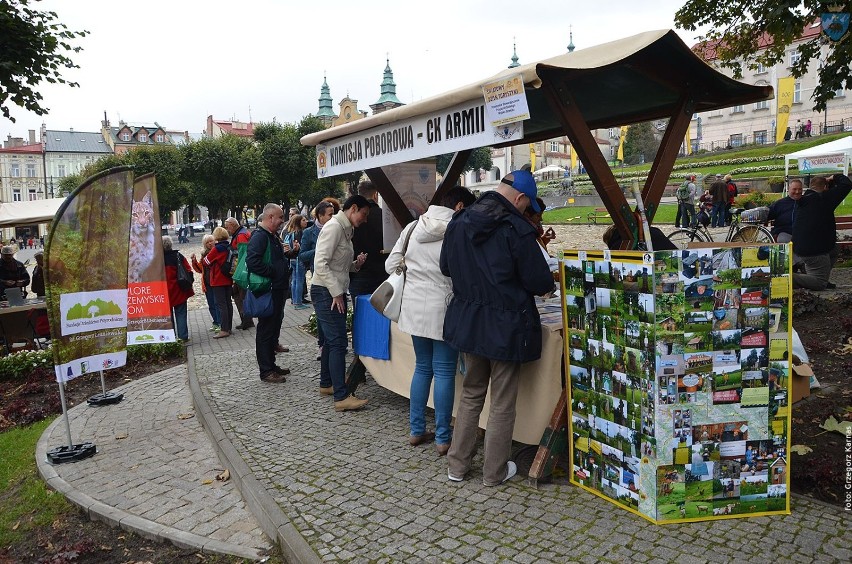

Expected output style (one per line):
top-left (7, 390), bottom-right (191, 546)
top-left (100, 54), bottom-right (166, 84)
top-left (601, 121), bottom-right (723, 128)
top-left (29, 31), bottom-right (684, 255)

top-left (0, 417), bottom-right (70, 547)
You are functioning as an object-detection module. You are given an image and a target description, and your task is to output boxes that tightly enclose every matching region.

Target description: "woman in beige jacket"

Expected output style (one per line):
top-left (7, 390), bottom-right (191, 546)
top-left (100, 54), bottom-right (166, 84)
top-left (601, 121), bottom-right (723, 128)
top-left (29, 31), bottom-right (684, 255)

top-left (386, 187), bottom-right (475, 455)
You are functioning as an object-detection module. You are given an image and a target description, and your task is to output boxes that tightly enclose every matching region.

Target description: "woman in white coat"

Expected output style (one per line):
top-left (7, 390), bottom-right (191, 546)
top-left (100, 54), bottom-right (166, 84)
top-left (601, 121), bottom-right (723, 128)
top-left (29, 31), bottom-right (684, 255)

top-left (386, 187), bottom-right (475, 455)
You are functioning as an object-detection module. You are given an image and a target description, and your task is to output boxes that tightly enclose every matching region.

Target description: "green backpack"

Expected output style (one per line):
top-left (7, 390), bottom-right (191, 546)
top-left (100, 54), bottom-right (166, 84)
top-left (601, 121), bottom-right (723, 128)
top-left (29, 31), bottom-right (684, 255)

top-left (677, 182), bottom-right (691, 202)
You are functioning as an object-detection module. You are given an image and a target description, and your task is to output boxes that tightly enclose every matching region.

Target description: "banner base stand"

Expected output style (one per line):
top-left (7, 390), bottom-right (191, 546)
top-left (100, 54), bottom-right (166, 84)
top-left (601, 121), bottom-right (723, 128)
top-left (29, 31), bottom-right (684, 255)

top-left (87, 392), bottom-right (124, 406)
top-left (47, 442), bottom-right (97, 464)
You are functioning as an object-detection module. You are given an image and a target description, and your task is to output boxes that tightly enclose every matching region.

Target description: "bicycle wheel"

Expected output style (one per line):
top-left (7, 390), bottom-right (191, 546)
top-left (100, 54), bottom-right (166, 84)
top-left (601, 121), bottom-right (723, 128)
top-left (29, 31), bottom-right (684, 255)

top-left (731, 225), bottom-right (774, 244)
top-left (667, 228), bottom-right (709, 250)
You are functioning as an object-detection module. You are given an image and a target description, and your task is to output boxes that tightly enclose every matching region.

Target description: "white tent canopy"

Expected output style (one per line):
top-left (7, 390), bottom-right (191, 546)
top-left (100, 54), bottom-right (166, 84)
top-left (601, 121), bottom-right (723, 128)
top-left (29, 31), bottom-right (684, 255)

top-left (533, 165), bottom-right (566, 176)
top-left (784, 135), bottom-right (852, 178)
top-left (0, 198), bottom-right (66, 227)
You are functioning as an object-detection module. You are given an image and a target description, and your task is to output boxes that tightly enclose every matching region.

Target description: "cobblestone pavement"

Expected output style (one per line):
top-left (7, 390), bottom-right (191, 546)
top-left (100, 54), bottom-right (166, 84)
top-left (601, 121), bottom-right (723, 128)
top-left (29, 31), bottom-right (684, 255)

top-left (37, 235), bottom-right (852, 563)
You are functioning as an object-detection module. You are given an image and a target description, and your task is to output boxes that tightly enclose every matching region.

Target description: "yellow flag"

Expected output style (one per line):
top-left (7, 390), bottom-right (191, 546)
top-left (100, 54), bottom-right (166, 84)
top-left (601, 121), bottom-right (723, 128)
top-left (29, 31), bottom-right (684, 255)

top-left (685, 124), bottom-right (692, 155)
top-left (776, 77), bottom-right (795, 143)
top-left (616, 125), bottom-right (628, 161)
top-left (570, 145), bottom-right (577, 173)
top-left (529, 143), bottom-right (536, 172)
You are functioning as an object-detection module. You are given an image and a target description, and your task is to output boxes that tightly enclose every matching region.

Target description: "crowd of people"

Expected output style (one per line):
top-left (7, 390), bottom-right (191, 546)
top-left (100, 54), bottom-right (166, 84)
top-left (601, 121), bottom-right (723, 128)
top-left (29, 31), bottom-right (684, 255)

top-left (163, 172), bottom-right (555, 485)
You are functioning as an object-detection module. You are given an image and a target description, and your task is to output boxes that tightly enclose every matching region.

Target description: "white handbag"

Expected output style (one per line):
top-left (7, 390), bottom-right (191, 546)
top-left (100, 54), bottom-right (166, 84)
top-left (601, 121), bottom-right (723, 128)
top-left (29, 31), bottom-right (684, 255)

top-left (370, 221), bottom-right (417, 321)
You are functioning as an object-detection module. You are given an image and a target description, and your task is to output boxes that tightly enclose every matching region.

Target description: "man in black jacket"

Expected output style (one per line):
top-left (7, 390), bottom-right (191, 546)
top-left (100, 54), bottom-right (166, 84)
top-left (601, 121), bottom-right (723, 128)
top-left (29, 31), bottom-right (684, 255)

top-left (246, 203), bottom-right (297, 382)
top-left (792, 174), bottom-right (852, 290)
top-left (440, 170), bottom-right (554, 486)
top-left (767, 179), bottom-right (803, 242)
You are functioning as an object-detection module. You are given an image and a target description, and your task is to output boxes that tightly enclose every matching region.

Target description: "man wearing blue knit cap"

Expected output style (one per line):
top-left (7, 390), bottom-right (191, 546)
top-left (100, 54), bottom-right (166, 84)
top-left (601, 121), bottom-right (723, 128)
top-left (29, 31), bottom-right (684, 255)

top-left (439, 170), bottom-right (554, 486)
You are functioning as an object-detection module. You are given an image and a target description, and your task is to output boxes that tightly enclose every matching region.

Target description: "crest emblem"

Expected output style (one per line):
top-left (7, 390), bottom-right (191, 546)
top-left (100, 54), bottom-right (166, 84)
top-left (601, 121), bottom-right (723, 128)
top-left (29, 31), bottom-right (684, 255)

top-left (316, 147), bottom-right (328, 177)
top-left (822, 4), bottom-right (850, 43)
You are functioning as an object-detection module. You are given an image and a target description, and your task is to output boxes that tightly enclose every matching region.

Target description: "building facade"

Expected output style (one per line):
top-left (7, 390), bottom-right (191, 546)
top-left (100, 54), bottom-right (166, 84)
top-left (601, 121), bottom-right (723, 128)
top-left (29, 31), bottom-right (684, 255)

top-left (690, 21), bottom-right (852, 151)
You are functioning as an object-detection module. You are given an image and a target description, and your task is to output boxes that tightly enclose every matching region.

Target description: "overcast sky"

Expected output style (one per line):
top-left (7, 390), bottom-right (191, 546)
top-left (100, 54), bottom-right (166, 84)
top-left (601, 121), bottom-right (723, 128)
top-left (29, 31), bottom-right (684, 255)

top-left (2, 0), bottom-right (704, 140)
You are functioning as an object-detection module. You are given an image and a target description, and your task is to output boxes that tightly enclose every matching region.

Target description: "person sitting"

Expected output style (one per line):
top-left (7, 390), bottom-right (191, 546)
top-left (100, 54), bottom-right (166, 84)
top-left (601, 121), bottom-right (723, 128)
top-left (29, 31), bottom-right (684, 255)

top-left (0, 245), bottom-right (29, 301)
top-left (792, 174), bottom-right (852, 290)
top-left (767, 179), bottom-right (802, 243)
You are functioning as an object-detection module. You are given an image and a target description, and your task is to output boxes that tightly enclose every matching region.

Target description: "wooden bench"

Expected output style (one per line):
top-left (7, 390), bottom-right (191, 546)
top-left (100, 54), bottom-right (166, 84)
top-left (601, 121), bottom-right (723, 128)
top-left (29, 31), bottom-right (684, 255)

top-left (837, 215), bottom-right (852, 246)
top-left (587, 207), bottom-right (611, 225)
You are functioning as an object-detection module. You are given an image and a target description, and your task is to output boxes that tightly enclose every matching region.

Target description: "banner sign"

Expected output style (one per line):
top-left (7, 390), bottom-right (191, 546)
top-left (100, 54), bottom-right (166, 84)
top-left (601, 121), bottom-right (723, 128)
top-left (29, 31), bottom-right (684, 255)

top-left (775, 77), bottom-right (794, 144)
top-left (45, 167), bottom-right (134, 383)
top-left (315, 98), bottom-right (523, 177)
top-left (481, 74), bottom-right (530, 127)
top-left (797, 153), bottom-right (848, 175)
top-left (127, 174), bottom-right (176, 345)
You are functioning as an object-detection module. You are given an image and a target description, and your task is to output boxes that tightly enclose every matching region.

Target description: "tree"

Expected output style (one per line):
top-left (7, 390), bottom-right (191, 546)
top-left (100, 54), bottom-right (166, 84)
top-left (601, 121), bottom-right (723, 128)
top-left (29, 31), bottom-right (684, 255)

top-left (435, 146), bottom-right (493, 176)
top-left (0, 0), bottom-right (88, 121)
top-left (675, 1), bottom-right (849, 111)
top-left (622, 122), bottom-right (660, 165)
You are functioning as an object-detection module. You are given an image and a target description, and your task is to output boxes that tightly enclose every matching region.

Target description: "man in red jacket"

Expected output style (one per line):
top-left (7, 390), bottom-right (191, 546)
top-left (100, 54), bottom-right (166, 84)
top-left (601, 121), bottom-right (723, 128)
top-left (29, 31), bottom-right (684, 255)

top-left (225, 217), bottom-right (253, 330)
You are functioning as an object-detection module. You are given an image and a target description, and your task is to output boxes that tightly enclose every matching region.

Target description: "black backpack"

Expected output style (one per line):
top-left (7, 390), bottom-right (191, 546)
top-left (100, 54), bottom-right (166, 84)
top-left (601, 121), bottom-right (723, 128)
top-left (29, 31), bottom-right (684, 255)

top-left (221, 245), bottom-right (238, 277)
top-left (176, 253), bottom-right (194, 290)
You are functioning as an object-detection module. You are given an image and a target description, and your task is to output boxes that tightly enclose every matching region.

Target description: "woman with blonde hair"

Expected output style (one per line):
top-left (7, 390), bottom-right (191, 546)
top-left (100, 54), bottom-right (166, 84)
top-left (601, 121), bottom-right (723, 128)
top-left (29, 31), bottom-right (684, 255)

top-left (203, 226), bottom-right (234, 338)
top-left (284, 214), bottom-right (309, 309)
top-left (191, 234), bottom-right (221, 332)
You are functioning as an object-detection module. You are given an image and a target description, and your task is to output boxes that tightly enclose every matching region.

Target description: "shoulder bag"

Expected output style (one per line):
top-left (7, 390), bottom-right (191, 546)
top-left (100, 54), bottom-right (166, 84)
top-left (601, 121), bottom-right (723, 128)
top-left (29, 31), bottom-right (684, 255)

top-left (176, 253), bottom-right (194, 290)
top-left (235, 232), bottom-right (273, 294)
top-left (370, 220), bottom-right (418, 322)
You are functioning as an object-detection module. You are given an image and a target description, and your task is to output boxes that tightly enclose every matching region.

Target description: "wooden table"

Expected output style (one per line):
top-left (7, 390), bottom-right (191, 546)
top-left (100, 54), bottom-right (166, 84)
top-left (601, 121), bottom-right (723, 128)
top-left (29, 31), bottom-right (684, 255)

top-left (0, 297), bottom-right (47, 353)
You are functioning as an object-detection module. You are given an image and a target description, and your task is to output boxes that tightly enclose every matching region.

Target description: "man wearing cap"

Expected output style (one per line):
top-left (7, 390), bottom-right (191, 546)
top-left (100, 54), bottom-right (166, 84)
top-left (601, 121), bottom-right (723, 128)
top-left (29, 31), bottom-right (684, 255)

top-left (0, 246), bottom-right (30, 301)
top-left (440, 170), bottom-right (554, 486)
top-left (710, 174), bottom-right (728, 228)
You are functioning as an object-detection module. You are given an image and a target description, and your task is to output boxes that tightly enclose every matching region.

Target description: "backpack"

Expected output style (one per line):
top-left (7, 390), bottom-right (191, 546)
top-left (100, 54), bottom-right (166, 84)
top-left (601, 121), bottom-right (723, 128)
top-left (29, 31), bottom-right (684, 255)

top-left (175, 252), bottom-right (194, 290)
top-left (676, 182), bottom-right (691, 202)
top-left (221, 245), bottom-right (238, 277)
top-left (727, 181), bottom-right (738, 198)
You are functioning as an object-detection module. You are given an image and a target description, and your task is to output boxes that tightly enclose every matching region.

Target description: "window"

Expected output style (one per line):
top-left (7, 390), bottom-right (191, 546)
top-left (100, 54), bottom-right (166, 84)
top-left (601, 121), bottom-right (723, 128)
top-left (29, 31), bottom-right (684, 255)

top-left (731, 105), bottom-right (744, 114)
top-left (156, 134), bottom-right (164, 142)
top-left (57, 164), bottom-right (66, 177)
top-left (709, 109), bottom-right (723, 117)
top-left (120, 132), bottom-right (131, 141)
top-left (835, 87), bottom-right (846, 98)
top-left (28, 189), bottom-right (37, 201)
top-left (730, 134), bottom-right (743, 147)
top-left (789, 49), bottom-right (801, 66)
top-left (12, 189), bottom-right (21, 202)
top-left (754, 100), bottom-right (769, 110)
top-left (138, 134), bottom-right (148, 142)
top-left (609, 146), bottom-right (616, 157)
top-left (10, 163), bottom-right (20, 177)
top-left (608, 127), bottom-right (617, 138)
top-left (549, 141), bottom-right (559, 152)
top-left (754, 130), bottom-right (768, 144)
top-left (755, 62), bottom-right (767, 74)
top-left (26, 164), bottom-right (36, 177)
top-left (793, 81), bottom-right (802, 103)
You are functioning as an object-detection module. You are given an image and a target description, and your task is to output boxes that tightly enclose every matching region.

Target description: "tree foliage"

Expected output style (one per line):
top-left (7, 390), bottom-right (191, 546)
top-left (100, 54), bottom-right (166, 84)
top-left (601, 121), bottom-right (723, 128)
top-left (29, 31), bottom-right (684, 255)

top-left (675, 1), bottom-right (849, 111)
top-left (0, 0), bottom-right (88, 121)
top-left (622, 122), bottom-right (660, 165)
top-left (435, 146), bottom-right (494, 176)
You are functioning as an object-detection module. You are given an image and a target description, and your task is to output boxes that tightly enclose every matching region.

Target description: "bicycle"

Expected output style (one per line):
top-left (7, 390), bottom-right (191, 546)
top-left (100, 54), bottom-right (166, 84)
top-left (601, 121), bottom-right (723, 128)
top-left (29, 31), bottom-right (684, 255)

top-left (667, 208), bottom-right (774, 250)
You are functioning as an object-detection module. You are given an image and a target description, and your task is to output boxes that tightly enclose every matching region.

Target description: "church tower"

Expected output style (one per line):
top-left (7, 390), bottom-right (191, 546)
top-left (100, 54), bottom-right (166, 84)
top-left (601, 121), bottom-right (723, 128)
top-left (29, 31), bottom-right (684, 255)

top-left (317, 74), bottom-right (337, 128)
top-left (370, 57), bottom-right (404, 115)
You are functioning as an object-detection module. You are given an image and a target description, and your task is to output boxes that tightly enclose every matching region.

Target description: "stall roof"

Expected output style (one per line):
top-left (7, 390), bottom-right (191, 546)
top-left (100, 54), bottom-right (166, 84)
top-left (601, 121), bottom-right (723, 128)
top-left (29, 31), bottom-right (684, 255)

top-left (0, 198), bottom-right (66, 227)
top-left (784, 134), bottom-right (852, 177)
top-left (301, 29), bottom-right (772, 149)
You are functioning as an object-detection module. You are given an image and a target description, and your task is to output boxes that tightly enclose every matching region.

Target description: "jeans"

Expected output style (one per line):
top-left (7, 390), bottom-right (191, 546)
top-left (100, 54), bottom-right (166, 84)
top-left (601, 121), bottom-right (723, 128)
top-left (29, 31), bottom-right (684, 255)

top-left (311, 285), bottom-right (348, 400)
top-left (711, 201), bottom-right (726, 227)
top-left (204, 290), bottom-right (220, 325)
top-left (676, 203), bottom-right (694, 228)
top-left (410, 336), bottom-right (459, 445)
top-left (447, 353), bottom-right (521, 485)
top-left (255, 289), bottom-right (286, 376)
top-left (172, 302), bottom-right (188, 341)
top-left (290, 259), bottom-right (305, 305)
top-left (211, 285), bottom-right (232, 332)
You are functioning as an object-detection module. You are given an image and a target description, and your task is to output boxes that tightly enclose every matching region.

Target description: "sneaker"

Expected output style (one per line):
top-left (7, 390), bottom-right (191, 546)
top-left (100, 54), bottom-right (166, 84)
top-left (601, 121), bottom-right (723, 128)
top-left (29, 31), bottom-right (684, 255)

top-left (293, 304), bottom-right (311, 310)
top-left (209, 324), bottom-right (220, 332)
top-left (484, 461), bottom-right (517, 486)
top-left (447, 470), bottom-right (464, 482)
top-left (334, 394), bottom-right (368, 412)
top-left (319, 386), bottom-right (333, 396)
top-left (275, 344), bottom-right (289, 353)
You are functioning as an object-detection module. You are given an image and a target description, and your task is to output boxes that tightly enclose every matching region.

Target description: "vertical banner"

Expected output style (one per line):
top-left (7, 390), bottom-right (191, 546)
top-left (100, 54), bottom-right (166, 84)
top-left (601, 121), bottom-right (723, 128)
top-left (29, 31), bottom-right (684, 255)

top-left (617, 126), bottom-right (628, 162)
top-left (529, 143), bottom-right (536, 172)
top-left (775, 77), bottom-right (795, 143)
top-left (685, 124), bottom-right (692, 155)
top-left (570, 144), bottom-right (578, 174)
top-left (127, 174), bottom-right (176, 344)
top-left (45, 167), bottom-right (134, 383)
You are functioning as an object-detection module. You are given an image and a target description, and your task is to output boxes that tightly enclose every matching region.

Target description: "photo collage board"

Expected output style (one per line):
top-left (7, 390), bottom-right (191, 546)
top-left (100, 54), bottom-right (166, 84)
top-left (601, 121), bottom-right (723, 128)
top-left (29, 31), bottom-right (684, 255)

top-left (562, 244), bottom-right (792, 523)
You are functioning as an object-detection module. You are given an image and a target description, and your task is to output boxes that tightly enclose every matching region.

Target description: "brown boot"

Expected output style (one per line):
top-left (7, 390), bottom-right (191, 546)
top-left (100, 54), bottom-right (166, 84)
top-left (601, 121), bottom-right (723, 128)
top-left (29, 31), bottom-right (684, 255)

top-left (319, 386), bottom-right (333, 396)
top-left (334, 394), bottom-right (368, 412)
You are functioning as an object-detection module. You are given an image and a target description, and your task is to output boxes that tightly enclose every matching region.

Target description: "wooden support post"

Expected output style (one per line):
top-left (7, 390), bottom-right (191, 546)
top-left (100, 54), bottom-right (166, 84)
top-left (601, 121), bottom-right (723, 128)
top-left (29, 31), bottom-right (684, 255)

top-left (432, 149), bottom-right (472, 206)
top-left (541, 78), bottom-right (637, 249)
top-left (365, 167), bottom-right (414, 227)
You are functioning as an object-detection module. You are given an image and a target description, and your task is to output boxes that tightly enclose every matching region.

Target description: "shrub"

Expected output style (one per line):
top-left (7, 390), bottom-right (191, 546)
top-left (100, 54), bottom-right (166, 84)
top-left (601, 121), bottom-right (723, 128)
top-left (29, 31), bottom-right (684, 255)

top-left (0, 348), bottom-right (53, 380)
top-left (127, 342), bottom-right (184, 363)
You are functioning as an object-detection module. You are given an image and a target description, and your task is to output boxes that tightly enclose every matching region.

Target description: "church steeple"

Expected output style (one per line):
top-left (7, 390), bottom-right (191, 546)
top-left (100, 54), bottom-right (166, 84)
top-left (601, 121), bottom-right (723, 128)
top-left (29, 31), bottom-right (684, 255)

top-left (317, 73), bottom-right (337, 127)
top-left (508, 39), bottom-right (520, 68)
top-left (371, 56), bottom-right (404, 115)
top-left (567, 26), bottom-right (575, 52)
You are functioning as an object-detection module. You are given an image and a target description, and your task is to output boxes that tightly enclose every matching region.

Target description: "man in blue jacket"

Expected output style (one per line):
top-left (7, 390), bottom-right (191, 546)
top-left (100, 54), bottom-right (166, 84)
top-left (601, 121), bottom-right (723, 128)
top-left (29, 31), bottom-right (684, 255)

top-left (440, 170), bottom-right (554, 486)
